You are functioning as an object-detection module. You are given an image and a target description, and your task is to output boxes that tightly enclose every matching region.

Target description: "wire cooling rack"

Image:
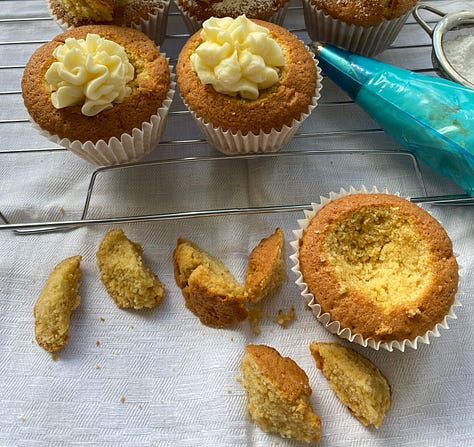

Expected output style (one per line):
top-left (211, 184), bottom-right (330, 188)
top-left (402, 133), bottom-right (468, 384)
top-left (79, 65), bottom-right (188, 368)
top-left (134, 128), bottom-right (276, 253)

top-left (0, 0), bottom-right (472, 235)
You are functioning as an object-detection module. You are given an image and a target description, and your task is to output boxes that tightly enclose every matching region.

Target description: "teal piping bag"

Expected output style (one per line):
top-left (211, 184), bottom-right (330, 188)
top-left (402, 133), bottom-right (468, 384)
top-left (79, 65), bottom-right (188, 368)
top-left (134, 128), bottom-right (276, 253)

top-left (311, 42), bottom-right (474, 196)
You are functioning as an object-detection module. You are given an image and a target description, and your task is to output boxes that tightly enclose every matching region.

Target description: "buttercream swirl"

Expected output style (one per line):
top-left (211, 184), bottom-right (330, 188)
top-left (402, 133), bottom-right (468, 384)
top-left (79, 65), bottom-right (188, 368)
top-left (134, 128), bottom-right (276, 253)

top-left (45, 33), bottom-right (135, 117)
top-left (190, 15), bottom-right (285, 100)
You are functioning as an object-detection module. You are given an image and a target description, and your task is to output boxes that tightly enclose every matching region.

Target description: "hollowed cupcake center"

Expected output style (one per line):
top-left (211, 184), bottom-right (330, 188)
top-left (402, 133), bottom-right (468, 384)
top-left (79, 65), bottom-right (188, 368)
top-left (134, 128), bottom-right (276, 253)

top-left (324, 205), bottom-right (432, 314)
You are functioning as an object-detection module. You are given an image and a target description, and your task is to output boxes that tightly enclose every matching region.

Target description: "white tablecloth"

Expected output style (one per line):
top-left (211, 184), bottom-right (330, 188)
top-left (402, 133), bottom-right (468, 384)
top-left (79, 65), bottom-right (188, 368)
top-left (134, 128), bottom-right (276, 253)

top-left (1, 1), bottom-right (473, 445)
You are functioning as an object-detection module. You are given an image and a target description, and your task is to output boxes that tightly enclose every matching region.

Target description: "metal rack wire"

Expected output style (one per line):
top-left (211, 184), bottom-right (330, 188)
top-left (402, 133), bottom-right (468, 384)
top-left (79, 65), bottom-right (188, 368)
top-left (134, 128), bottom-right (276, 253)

top-left (0, 0), bottom-right (472, 235)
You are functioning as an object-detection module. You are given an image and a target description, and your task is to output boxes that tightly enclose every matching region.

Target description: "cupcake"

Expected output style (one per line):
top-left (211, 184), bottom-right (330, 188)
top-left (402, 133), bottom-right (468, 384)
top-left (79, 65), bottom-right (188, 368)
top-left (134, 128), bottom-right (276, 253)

top-left (302, 0), bottom-right (417, 56)
top-left (21, 25), bottom-right (175, 165)
top-left (290, 187), bottom-right (460, 351)
top-left (176, 15), bottom-right (321, 155)
top-left (47, 0), bottom-right (170, 45)
top-left (174, 0), bottom-right (289, 34)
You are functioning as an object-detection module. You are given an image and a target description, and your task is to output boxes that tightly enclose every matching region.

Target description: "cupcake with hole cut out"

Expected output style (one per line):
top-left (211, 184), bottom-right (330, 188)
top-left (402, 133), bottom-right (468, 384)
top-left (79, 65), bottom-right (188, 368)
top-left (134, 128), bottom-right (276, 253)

top-left (290, 186), bottom-right (461, 352)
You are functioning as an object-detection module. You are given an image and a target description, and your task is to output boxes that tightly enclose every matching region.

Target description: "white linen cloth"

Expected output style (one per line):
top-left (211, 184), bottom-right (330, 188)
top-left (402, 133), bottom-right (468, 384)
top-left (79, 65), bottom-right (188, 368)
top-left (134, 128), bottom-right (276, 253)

top-left (0, 1), bottom-right (473, 445)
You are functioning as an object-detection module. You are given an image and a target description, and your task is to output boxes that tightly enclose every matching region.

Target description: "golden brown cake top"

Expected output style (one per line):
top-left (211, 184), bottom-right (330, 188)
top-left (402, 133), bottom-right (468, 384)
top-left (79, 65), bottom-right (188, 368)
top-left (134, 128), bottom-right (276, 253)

top-left (176, 19), bottom-right (318, 135)
top-left (49, 0), bottom-right (167, 27)
top-left (245, 227), bottom-right (286, 303)
top-left (21, 25), bottom-right (170, 143)
top-left (309, 0), bottom-right (417, 26)
top-left (177, 0), bottom-right (288, 21)
top-left (244, 344), bottom-right (312, 400)
top-left (298, 193), bottom-right (458, 342)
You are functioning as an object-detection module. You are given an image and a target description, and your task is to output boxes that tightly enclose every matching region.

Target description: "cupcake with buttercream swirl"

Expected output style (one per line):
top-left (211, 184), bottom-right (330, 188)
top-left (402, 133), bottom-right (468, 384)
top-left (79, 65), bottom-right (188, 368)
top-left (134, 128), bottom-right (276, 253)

top-left (22, 25), bottom-right (175, 165)
top-left (176, 15), bottom-right (322, 154)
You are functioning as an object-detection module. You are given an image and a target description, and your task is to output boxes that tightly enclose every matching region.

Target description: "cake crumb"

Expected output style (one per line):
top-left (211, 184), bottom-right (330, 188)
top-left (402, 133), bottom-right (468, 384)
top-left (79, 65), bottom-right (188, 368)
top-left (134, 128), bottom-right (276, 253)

top-left (51, 354), bottom-right (58, 362)
top-left (274, 306), bottom-right (296, 328)
top-left (96, 340), bottom-right (101, 347)
top-left (95, 364), bottom-right (101, 369)
top-left (248, 307), bottom-right (263, 334)
top-left (120, 396), bottom-right (126, 404)
top-left (406, 307), bottom-right (421, 318)
top-left (100, 317), bottom-right (105, 322)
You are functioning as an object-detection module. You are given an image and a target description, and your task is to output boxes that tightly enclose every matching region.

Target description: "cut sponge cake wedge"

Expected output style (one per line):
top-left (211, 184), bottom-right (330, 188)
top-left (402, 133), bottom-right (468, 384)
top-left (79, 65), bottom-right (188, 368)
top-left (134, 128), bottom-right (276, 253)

top-left (245, 227), bottom-right (286, 303)
top-left (309, 341), bottom-right (391, 428)
top-left (173, 238), bottom-right (248, 327)
top-left (34, 255), bottom-right (82, 352)
top-left (241, 344), bottom-right (321, 443)
top-left (96, 228), bottom-right (165, 309)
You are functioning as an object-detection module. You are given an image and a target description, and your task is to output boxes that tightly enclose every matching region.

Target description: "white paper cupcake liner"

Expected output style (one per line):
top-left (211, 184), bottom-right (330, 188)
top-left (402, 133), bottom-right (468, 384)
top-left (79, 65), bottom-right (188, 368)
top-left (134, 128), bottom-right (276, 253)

top-left (130, 0), bottom-right (170, 46)
top-left (182, 56), bottom-right (322, 155)
top-left (45, 0), bottom-right (70, 31)
top-left (47, 0), bottom-right (170, 45)
top-left (174, 0), bottom-right (289, 34)
top-left (289, 185), bottom-right (462, 352)
top-left (302, 0), bottom-right (413, 56)
top-left (33, 66), bottom-right (176, 166)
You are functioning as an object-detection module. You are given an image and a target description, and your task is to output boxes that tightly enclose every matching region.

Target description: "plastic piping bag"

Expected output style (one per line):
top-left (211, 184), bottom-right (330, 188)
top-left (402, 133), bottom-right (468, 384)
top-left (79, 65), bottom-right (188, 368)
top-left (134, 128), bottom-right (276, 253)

top-left (311, 42), bottom-right (474, 196)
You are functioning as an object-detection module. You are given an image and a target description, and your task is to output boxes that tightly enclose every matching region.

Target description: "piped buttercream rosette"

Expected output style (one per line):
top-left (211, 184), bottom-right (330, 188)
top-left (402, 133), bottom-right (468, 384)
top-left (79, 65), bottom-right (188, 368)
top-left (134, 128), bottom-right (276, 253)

top-left (33, 61), bottom-right (175, 166)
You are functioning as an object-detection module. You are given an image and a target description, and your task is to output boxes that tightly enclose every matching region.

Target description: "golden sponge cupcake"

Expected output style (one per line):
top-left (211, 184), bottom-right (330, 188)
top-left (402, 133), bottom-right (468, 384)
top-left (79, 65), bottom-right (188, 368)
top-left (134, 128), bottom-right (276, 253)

top-left (303, 0), bottom-right (417, 56)
top-left (21, 25), bottom-right (175, 165)
top-left (176, 15), bottom-right (321, 155)
top-left (174, 0), bottom-right (289, 34)
top-left (290, 187), bottom-right (460, 351)
top-left (47, 0), bottom-right (170, 45)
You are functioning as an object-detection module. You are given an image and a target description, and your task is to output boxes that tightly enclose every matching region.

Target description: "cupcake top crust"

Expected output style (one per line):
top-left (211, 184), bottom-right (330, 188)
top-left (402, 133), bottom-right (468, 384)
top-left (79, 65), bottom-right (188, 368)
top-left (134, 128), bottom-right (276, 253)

top-left (176, 0), bottom-right (288, 22)
top-left (309, 0), bottom-right (418, 26)
top-left (298, 193), bottom-right (458, 342)
top-left (176, 16), bottom-right (318, 134)
top-left (48, 0), bottom-right (168, 28)
top-left (21, 25), bottom-right (170, 143)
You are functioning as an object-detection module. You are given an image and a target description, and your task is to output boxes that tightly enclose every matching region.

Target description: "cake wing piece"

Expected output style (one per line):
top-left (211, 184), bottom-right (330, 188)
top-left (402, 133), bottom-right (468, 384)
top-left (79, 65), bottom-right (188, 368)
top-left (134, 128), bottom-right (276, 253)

top-left (241, 344), bottom-right (321, 443)
top-left (173, 238), bottom-right (248, 328)
top-left (96, 228), bottom-right (165, 309)
top-left (244, 227), bottom-right (286, 303)
top-left (34, 255), bottom-right (82, 352)
top-left (309, 341), bottom-right (391, 428)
